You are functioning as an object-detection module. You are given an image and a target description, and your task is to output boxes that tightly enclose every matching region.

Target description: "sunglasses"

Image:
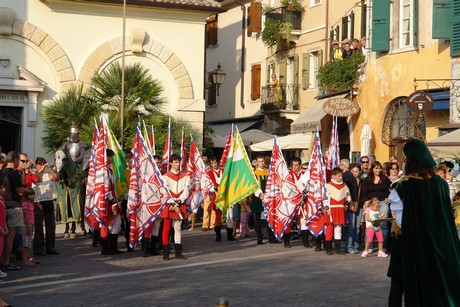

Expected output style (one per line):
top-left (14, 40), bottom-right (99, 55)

top-left (20, 159), bottom-right (27, 163)
top-left (360, 161), bottom-right (369, 164)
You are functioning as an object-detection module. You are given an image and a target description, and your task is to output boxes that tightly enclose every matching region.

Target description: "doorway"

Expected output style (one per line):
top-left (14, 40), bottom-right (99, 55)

top-left (0, 106), bottom-right (22, 152)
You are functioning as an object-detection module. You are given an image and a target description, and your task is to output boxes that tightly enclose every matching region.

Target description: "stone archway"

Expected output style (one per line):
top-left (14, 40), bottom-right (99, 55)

top-left (0, 7), bottom-right (77, 89)
top-left (77, 29), bottom-right (194, 100)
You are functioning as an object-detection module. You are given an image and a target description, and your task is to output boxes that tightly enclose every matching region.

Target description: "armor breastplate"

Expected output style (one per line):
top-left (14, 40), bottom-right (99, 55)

top-left (68, 142), bottom-right (81, 160)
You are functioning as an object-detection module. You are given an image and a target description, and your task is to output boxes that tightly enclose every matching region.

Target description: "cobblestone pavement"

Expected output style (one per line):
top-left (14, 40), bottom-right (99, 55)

top-left (0, 224), bottom-right (390, 307)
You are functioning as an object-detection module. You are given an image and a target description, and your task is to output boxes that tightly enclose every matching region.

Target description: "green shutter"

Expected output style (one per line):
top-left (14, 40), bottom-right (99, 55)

top-left (452, 0), bottom-right (460, 56)
top-left (342, 16), bottom-right (348, 40)
top-left (372, 0), bottom-right (390, 51)
top-left (279, 58), bottom-right (287, 85)
top-left (302, 53), bottom-right (310, 90)
top-left (433, 1), bottom-right (452, 39)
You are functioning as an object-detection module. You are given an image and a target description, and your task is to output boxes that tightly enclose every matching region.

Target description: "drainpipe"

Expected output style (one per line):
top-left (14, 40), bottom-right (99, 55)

top-left (236, 0), bottom-right (246, 109)
top-left (324, 0), bottom-right (329, 64)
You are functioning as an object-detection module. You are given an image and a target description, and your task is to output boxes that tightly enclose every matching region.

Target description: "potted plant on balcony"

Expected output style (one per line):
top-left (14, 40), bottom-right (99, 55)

top-left (262, 19), bottom-right (293, 47)
top-left (317, 53), bottom-right (365, 92)
top-left (281, 0), bottom-right (304, 12)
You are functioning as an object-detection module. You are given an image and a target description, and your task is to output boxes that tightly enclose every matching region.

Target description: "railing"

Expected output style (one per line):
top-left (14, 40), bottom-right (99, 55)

top-left (265, 7), bottom-right (302, 30)
top-left (261, 83), bottom-right (299, 111)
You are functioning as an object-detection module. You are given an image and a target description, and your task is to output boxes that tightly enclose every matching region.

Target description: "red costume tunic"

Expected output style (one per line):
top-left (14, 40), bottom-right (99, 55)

top-left (159, 170), bottom-right (190, 220)
top-left (207, 168), bottom-right (222, 210)
top-left (325, 180), bottom-right (349, 225)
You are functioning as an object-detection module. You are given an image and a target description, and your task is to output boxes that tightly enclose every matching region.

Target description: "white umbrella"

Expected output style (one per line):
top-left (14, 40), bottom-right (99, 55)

top-left (426, 129), bottom-right (460, 160)
top-left (250, 133), bottom-right (313, 151)
top-left (360, 123), bottom-right (372, 156)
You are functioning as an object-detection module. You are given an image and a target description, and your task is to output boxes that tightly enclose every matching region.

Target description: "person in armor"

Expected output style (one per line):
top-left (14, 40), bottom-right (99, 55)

top-left (61, 124), bottom-right (87, 237)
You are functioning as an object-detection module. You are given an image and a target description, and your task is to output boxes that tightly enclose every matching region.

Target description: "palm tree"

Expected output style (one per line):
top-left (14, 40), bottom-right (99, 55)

top-left (41, 84), bottom-right (98, 152)
top-left (42, 62), bottom-right (200, 153)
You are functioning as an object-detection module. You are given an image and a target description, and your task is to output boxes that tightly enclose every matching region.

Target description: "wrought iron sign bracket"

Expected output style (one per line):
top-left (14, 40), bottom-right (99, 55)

top-left (413, 78), bottom-right (460, 97)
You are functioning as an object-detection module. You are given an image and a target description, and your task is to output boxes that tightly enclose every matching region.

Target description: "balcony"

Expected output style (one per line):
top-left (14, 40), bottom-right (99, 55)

top-left (261, 83), bottom-right (300, 121)
top-left (265, 7), bottom-right (302, 30)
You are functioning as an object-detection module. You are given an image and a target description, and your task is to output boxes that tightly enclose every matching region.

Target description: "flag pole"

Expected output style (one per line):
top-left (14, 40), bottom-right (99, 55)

top-left (120, 0), bottom-right (127, 148)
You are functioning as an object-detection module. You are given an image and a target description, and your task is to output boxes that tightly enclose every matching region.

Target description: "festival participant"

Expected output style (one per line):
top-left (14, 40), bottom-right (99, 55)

top-left (159, 154), bottom-right (190, 260)
top-left (387, 139), bottom-right (460, 307)
top-left (325, 167), bottom-right (350, 255)
top-left (239, 196), bottom-right (251, 238)
top-left (252, 155), bottom-right (269, 245)
top-left (100, 149), bottom-right (123, 255)
top-left (207, 157), bottom-right (222, 242)
top-left (2, 151), bottom-right (23, 271)
top-left (339, 159), bottom-right (353, 183)
top-left (19, 153), bottom-right (36, 188)
top-left (122, 152), bottom-right (133, 251)
top-left (361, 197), bottom-right (387, 258)
top-left (284, 158), bottom-right (309, 248)
top-left (20, 188), bottom-right (38, 267)
top-left (359, 156), bottom-right (371, 181)
top-left (387, 162), bottom-right (401, 183)
top-left (32, 157), bottom-right (59, 255)
top-left (345, 164), bottom-right (362, 254)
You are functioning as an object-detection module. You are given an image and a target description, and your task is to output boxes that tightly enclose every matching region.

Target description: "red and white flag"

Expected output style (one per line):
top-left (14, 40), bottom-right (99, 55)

top-left (161, 117), bottom-right (172, 174)
top-left (180, 128), bottom-right (187, 172)
top-left (84, 119), bottom-right (99, 230)
top-left (219, 125), bottom-right (233, 170)
top-left (325, 116), bottom-right (340, 181)
top-left (263, 136), bottom-right (303, 240)
top-left (185, 138), bottom-right (213, 213)
top-left (92, 121), bottom-right (110, 227)
top-left (302, 129), bottom-right (328, 237)
top-left (127, 125), bottom-right (172, 248)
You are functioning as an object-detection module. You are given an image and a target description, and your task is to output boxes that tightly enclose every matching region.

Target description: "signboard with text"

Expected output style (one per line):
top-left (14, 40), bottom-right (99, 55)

top-left (406, 92), bottom-right (433, 112)
top-left (322, 98), bottom-right (360, 117)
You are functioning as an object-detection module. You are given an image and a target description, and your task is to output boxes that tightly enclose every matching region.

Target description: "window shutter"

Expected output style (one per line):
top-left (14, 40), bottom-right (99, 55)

top-left (279, 58), bottom-right (287, 85)
top-left (207, 73), bottom-right (216, 105)
top-left (433, 0), bottom-right (452, 39)
top-left (335, 25), bottom-right (340, 41)
top-left (302, 52), bottom-right (310, 90)
top-left (342, 16), bottom-right (348, 40)
top-left (206, 15), bottom-right (218, 47)
top-left (251, 64), bottom-right (261, 100)
top-left (318, 49), bottom-right (323, 67)
top-left (293, 54), bottom-right (299, 86)
top-left (247, 2), bottom-right (262, 36)
top-left (452, 0), bottom-right (460, 56)
top-left (350, 11), bottom-right (355, 40)
top-left (371, 0), bottom-right (390, 51)
top-left (361, 4), bottom-right (367, 39)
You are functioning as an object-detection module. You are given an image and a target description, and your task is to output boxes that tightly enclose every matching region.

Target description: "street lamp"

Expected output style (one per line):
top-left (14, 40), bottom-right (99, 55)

top-left (211, 63), bottom-right (226, 96)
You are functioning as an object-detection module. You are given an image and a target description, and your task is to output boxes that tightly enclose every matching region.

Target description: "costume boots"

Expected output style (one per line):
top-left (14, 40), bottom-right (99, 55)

top-left (315, 236), bottom-right (322, 251)
top-left (110, 234), bottom-right (124, 254)
top-left (334, 240), bottom-right (344, 255)
top-left (284, 233), bottom-right (291, 248)
top-left (141, 237), bottom-right (150, 257)
top-left (226, 228), bottom-right (235, 241)
top-left (100, 236), bottom-right (111, 255)
top-left (325, 240), bottom-right (334, 255)
top-left (162, 246), bottom-right (170, 261)
top-left (215, 226), bottom-right (222, 242)
top-left (92, 230), bottom-right (100, 247)
top-left (149, 236), bottom-right (159, 256)
top-left (174, 244), bottom-right (186, 260)
top-left (301, 230), bottom-right (312, 248)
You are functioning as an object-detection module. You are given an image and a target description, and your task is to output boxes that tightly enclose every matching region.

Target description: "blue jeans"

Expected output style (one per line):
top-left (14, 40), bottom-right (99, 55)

top-left (346, 207), bottom-right (363, 252)
top-left (379, 201), bottom-right (390, 251)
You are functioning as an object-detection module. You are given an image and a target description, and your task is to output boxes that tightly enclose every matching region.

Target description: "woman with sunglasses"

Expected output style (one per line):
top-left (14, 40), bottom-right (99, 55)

top-left (361, 161), bottom-right (392, 254)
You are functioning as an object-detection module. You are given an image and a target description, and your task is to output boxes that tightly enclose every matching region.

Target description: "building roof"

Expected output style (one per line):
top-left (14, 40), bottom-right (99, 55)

top-left (60, 0), bottom-right (227, 13)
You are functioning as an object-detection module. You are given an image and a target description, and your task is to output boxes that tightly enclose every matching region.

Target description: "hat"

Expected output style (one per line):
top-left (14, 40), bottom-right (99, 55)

top-left (332, 40), bottom-right (339, 45)
top-left (341, 39), bottom-right (350, 44)
top-left (403, 139), bottom-right (436, 167)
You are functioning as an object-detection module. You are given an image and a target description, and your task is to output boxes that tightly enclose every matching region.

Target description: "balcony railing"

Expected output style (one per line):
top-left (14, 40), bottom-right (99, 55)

top-left (265, 7), bottom-right (302, 30)
top-left (261, 83), bottom-right (299, 111)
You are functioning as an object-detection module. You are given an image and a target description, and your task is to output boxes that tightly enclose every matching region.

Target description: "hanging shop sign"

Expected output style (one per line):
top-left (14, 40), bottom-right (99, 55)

top-left (323, 98), bottom-right (360, 117)
top-left (406, 92), bottom-right (433, 112)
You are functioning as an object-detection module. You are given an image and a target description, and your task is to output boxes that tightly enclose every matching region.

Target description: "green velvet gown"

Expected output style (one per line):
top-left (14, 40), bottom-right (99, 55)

top-left (389, 175), bottom-right (460, 307)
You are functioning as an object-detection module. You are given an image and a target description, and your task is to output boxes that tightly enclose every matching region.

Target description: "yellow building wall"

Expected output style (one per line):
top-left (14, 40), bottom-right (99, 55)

top-left (355, 42), bottom-right (451, 161)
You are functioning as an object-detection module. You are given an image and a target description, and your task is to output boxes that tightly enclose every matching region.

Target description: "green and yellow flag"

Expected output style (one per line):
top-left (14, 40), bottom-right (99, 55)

top-left (215, 127), bottom-right (258, 211)
top-left (104, 119), bottom-right (128, 199)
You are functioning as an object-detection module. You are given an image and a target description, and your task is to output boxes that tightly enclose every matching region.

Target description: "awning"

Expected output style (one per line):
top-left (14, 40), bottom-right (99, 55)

top-left (426, 129), bottom-right (460, 160)
top-left (210, 119), bottom-right (263, 137)
top-left (431, 90), bottom-right (449, 110)
top-left (290, 102), bottom-right (326, 133)
top-left (240, 129), bottom-right (274, 145)
top-left (250, 133), bottom-right (313, 151)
